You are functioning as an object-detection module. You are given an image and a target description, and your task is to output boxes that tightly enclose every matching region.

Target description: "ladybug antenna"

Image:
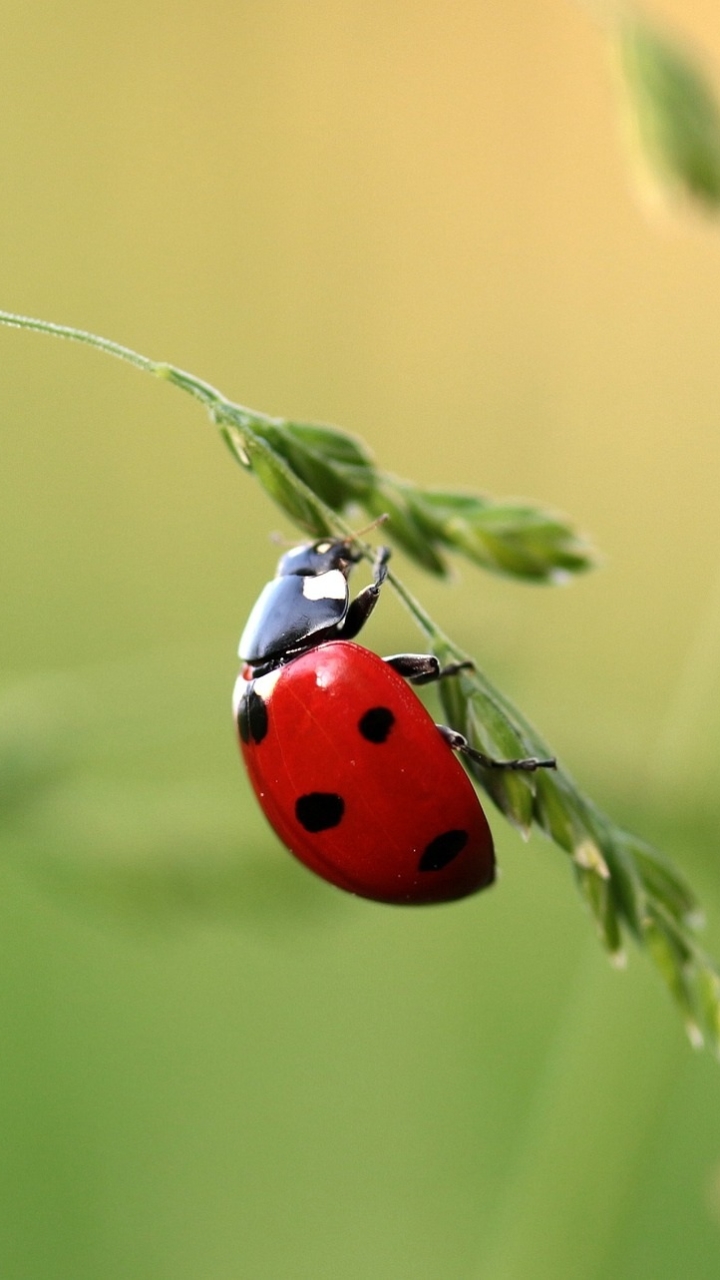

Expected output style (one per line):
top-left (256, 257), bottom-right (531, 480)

top-left (269, 514), bottom-right (389, 553)
top-left (343, 513), bottom-right (389, 548)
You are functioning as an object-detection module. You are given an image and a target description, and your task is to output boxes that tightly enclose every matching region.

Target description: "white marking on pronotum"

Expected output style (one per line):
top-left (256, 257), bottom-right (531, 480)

top-left (302, 569), bottom-right (346, 602)
top-left (315, 541), bottom-right (332, 554)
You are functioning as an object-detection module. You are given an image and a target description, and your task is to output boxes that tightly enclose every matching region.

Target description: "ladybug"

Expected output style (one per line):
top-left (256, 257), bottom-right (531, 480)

top-left (233, 536), bottom-right (554, 905)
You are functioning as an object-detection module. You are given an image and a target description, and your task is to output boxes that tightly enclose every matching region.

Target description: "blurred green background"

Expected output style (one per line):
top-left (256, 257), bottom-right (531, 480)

top-left (2, 1), bottom-right (720, 1277)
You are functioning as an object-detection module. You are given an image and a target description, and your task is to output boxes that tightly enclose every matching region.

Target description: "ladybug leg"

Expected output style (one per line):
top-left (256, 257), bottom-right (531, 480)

top-left (437, 724), bottom-right (556, 772)
top-left (384, 654), bottom-right (474, 686)
top-left (340, 545), bottom-right (391, 640)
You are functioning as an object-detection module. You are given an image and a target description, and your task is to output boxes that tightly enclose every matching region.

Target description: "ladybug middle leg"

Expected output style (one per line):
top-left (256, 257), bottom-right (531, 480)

top-left (384, 653), bottom-right (474, 685)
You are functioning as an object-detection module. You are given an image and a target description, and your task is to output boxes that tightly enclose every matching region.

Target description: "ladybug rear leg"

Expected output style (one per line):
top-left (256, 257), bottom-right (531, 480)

top-left (340, 545), bottom-right (391, 640)
top-left (437, 724), bottom-right (556, 772)
top-left (384, 653), bottom-right (474, 685)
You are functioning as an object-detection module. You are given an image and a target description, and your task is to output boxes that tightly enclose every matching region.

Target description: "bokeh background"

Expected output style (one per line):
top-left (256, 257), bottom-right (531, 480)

top-left (2, 1), bottom-right (720, 1276)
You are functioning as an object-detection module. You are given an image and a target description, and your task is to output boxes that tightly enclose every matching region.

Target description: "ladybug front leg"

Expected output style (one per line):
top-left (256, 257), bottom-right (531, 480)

top-left (437, 724), bottom-right (556, 772)
top-left (384, 653), bottom-right (474, 685)
top-left (340, 545), bottom-right (391, 640)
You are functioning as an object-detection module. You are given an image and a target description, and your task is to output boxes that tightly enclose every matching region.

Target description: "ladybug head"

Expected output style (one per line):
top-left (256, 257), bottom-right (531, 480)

top-left (276, 537), bottom-right (361, 580)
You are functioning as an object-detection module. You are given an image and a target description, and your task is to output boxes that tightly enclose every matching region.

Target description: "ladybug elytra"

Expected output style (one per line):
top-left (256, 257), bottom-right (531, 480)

top-left (234, 536), bottom-right (554, 905)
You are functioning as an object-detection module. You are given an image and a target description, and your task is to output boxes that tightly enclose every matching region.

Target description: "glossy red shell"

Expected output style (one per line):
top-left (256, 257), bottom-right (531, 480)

top-left (234, 640), bottom-right (495, 905)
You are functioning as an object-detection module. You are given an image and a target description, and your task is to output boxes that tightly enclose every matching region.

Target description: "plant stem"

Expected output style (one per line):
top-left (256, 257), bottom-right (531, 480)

top-left (0, 310), bottom-right (158, 376)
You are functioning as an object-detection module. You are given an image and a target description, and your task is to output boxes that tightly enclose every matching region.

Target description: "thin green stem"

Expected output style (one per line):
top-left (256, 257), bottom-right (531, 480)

top-left (0, 309), bottom-right (259, 422)
top-left (382, 569), bottom-right (442, 645)
top-left (0, 310), bottom-right (158, 377)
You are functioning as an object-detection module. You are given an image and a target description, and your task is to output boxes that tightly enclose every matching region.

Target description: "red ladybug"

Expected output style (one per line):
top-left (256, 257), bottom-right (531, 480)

top-left (234, 537), bottom-right (553, 905)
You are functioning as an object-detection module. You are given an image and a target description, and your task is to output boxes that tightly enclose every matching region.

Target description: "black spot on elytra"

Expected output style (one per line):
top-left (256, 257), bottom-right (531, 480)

top-left (358, 706), bottom-right (395, 744)
top-left (295, 792), bottom-right (345, 833)
top-left (237, 683), bottom-right (268, 745)
top-left (418, 829), bottom-right (468, 872)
